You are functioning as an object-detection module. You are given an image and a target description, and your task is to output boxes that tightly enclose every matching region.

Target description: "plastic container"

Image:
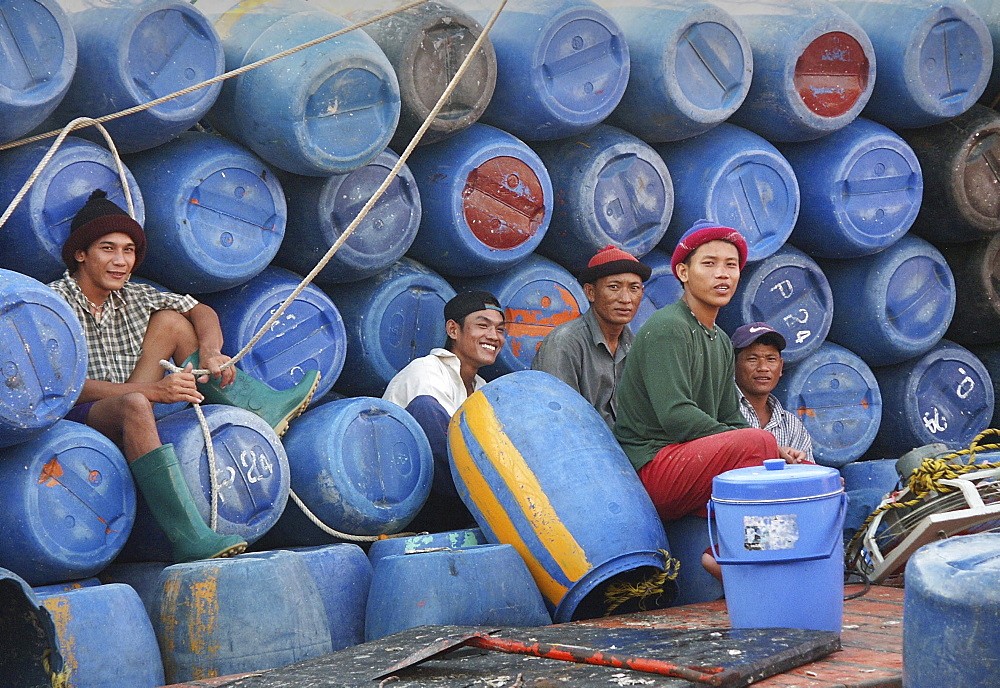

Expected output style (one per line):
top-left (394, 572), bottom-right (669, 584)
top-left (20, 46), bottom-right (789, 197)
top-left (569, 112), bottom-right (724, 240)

top-left (971, 343), bottom-right (1000, 430)
top-left (96, 562), bottom-right (166, 619)
top-left (276, 148), bottom-right (421, 285)
top-left (654, 123), bottom-right (799, 262)
top-left (843, 487), bottom-right (886, 546)
top-left (629, 248), bottom-right (683, 333)
top-left (966, 0), bottom-right (1000, 107)
top-left (468, 0), bottom-right (629, 141)
top-left (31, 578), bottom-right (101, 596)
top-left (0, 567), bottom-right (64, 686)
top-left (717, 245), bottom-right (834, 366)
top-left (197, 266), bottom-right (346, 402)
top-left (0, 0), bottom-right (77, 144)
top-left (366, 527), bottom-right (486, 570)
top-left (662, 516), bottom-right (723, 606)
top-left (0, 136), bottom-right (145, 283)
top-left (712, 0), bottom-right (875, 142)
top-left (777, 117), bottom-right (922, 259)
top-left (601, 0), bottom-right (752, 143)
top-left (450, 370), bottom-right (673, 622)
top-left (532, 124), bottom-right (673, 273)
top-left (208, 0), bottom-right (399, 176)
top-left (821, 235), bottom-right (956, 367)
top-left (832, 0), bottom-right (993, 129)
top-left (0, 421), bottom-right (135, 586)
top-left (288, 544), bottom-right (372, 652)
top-left (709, 459), bottom-right (846, 632)
top-left (406, 123), bottom-right (552, 276)
top-left (774, 342), bottom-right (883, 468)
top-left (938, 234), bottom-right (1000, 346)
top-left (840, 458), bottom-right (899, 494)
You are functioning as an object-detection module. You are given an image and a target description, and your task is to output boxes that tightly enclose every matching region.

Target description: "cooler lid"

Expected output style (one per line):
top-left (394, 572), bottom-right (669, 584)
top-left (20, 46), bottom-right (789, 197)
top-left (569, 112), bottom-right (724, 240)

top-left (712, 459), bottom-right (841, 502)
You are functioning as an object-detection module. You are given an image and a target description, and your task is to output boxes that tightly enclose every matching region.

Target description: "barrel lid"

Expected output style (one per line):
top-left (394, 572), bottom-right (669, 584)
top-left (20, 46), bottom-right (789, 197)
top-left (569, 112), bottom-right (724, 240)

top-left (712, 459), bottom-right (842, 502)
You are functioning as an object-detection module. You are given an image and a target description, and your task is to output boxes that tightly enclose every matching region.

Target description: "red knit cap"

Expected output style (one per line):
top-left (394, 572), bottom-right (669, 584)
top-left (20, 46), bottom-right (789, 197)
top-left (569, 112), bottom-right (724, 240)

top-left (578, 245), bottom-right (652, 284)
top-left (62, 189), bottom-right (146, 271)
top-left (670, 220), bottom-right (747, 278)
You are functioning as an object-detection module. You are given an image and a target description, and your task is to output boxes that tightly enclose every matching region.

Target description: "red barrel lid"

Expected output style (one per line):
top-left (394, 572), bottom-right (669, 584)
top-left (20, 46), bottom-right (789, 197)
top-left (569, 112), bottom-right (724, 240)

top-left (712, 459), bottom-right (842, 502)
top-left (794, 32), bottom-right (870, 118)
top-left (463, 156), bottom-right (547, 250)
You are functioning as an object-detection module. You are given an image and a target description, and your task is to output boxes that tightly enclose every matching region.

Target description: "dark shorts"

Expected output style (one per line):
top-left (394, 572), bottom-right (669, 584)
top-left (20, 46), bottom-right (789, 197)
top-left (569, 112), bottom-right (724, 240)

top-left (65, 401), bottom-right (96, 425)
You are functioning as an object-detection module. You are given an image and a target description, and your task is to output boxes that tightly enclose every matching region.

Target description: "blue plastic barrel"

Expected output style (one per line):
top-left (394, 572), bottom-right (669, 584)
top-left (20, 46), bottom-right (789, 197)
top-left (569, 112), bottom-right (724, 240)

top-left (50, 0), bottom-right (223, 154)
top-left (153, 550), bottom-right (332, 684)
top-left (450, 370), bottom-right (673, 622)
top-left (840, 459), bottom-right (899, 494)
top-left (904, 533), bottom-right (1000, 687)
top-left (31, 578), bottom-right (101, 596)
top-left (532, 124), bottom-right (672, 273)
top-left (325, 257), bottom-right (456, 397)
top-left (662, 516), bottom-right (723, 606)
top-left (120, 406), bottom-right (289, 561)
top-left (124, 131), bottom-right (285, 294)
top-left (869, 340), bottom-right (994, 458)
top-left (821, 235), bottom-right (956, 367)
top-left (454, 254), bottom-right (589, 379)
top-left (37, 583), bottom-right (164, 688)
top-left (197, 266), bottom-right (346, 401)
top-left (971, 344), bottom-right (1000, 429)
top-left (774, 342), bottom-right (883, 468)
top-left (654, 123), bottom-right (799, 262)
top-left (0, 0), bottom-right (76, 144)
top-left (832, 0), bottom-right (993, 129)
top-left (939, 235), bottom-right (1000, 346)
top-left (843, 487), bottom-right (885, 547)
top-left (777, 118), bottom-right (923, 259)
top-left (0, 567), bottom-right (64, 687)
top-left (288, 544), bottom-right (372, 651)
top-left (0, 136), bottom-right (145, 283)
top-left (0, 270), bottom-right (86, 447)
top-left (208, 0), bottom-right (399, 176)
top-left (712, 0), bottom-right (875, 142)
top-left (96, 562), bottom-right (166, 619)
top-left (603, 0), bottom-right (752, 142)
top-left (276, 148), bottom-right (421, 284)
top-left (365, 544), bottom-right (551, 640)
top-left (406, 123), bottom-right (552, 276)
top-left (270, 397), bottom-right (433, 544)
top-left (366, 527), bottom-right (487, 570)
top-left (630, 249), bottom-right (683, 333)
top-left (717, 245), bottom-right (833, 366)
top-left (966, 0), bottom-right (1000, 107)
top-left (468, 0), bottom-right (629, 141)
top-left (0, 421), bottom-right (135, 586)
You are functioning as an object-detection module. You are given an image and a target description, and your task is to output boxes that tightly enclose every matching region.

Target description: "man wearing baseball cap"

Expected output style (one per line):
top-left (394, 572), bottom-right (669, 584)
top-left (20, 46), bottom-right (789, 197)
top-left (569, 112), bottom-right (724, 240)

top-left (532, 245), bottom-right (651, 428)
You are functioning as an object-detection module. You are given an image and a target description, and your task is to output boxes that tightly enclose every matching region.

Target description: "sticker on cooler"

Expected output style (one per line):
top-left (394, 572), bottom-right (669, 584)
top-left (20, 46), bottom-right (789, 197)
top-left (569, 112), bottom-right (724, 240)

top-left (744, 514), bottom-right (800, 551)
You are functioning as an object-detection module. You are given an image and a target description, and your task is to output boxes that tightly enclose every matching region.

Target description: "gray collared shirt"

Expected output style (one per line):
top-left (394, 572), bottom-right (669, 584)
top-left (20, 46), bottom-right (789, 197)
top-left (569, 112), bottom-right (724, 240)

top-left (531, 307), bottom-right (633, 428)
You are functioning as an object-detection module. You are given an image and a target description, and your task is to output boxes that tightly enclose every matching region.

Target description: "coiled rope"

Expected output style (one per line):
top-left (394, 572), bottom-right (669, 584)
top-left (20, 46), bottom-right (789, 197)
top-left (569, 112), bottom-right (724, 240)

top-left (603, 550), bottom-right (681, 616)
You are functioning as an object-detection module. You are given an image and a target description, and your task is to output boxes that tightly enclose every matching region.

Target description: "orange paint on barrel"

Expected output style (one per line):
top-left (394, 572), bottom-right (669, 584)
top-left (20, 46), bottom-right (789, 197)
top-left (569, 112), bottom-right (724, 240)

top-left (38, 457), bottom-right (63, 486)
top-left (40, 596), bottom-right (78, 678)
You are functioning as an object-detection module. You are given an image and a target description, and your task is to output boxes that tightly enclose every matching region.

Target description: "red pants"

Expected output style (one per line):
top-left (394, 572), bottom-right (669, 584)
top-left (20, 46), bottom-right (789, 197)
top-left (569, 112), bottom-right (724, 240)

top-left (637, 428), bottom-right (779, 521)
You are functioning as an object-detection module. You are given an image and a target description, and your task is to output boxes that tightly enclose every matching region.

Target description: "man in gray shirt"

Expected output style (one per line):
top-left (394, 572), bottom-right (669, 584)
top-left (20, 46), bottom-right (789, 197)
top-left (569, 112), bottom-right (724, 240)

top-left (532, 245), bottom-right (651, 427)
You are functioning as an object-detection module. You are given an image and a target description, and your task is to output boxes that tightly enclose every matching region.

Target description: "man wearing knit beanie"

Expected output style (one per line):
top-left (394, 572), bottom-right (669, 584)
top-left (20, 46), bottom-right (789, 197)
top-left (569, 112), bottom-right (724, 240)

top-left (532, 245), bottom-right (651, 428)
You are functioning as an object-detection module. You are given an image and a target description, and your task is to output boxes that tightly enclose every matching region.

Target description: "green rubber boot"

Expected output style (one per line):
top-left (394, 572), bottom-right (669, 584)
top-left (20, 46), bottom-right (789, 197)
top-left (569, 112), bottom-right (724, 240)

top-left (130, 444), bottom-right (246, 563)
top-left (183, 353), bottom-right (320, 436)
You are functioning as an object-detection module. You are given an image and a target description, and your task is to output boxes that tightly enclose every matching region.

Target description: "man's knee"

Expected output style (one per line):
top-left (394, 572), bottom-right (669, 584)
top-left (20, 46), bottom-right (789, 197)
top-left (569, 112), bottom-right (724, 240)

top-left (719, 427), bottom-right (778, 460)
top-left (147, 309), bottom-right (196, 342)
top-left (118, 392), bottom-right (156, 422)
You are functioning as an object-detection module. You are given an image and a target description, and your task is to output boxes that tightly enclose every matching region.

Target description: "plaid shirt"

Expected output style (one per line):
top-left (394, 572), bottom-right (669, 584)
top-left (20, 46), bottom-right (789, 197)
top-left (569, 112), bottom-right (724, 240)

top-left (739, 390), bottom-right (815, 462)
top-left (48, 271), bottom-right (198, 384)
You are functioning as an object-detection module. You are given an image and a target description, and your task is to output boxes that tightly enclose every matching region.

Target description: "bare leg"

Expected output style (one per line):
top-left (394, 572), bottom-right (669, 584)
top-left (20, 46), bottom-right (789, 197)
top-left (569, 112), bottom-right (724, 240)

top-left (702, 550), bottom-right (723, 582)
top-left (85, 392), bottom-right (160, 462)
top-left (127, 310), bottom-right (200, 384)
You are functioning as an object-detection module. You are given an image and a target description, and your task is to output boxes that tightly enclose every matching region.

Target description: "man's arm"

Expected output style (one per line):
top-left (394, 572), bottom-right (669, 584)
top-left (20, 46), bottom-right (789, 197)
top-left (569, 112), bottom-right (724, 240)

top-left (77, 363), bottom-right (203, 405)
top-left (183, 303), bottom-right (236, 387)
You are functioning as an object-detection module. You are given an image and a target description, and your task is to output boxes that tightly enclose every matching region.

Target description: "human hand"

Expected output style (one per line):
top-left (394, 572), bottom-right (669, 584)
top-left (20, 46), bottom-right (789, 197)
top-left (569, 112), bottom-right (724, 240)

top-left (779, 446), bottom-right (807, 464)
top-left (199, 351), bottom-right (235, 388)
top-left (154, 362), bottom-right (203, 404)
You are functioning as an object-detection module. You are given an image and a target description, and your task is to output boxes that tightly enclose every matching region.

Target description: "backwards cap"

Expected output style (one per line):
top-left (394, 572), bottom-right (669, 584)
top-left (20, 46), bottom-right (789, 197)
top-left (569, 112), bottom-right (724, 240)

top-left (444, 290), bottom-right (503, 323)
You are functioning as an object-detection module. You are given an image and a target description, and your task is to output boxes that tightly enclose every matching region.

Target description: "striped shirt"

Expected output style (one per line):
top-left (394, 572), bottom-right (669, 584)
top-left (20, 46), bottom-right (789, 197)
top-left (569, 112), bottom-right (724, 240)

top-left (738, 390), bottom-right (815, 462)
top-left (48, 271), bottom-right (198, 384)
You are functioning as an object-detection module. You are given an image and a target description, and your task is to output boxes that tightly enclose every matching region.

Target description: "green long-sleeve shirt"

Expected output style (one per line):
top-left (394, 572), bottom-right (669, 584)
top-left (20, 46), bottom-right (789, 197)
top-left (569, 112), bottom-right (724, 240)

top-left (613, 299), bottom-right (748, 471)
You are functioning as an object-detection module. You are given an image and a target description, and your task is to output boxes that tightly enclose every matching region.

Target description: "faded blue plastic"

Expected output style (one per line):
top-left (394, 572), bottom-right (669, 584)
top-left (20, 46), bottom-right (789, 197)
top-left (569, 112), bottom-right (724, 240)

top-left (630, 249), bottom-right (683, 334)
top-left (198, 266), bottom-right (346, 401)
top-left (469, 0), bottom-right (629, 141)
top-left (209, 0), bottom-right (399, 176)
top-left (406, 123), bottom-right (552, 277)
top-left (0, 0), bottom-right (76, 144)
top-left (833, 0), bottom-right (993, 129)
top-left (533, 124), bottom-right (672, 273)
top-left (821, 235), bottom-right (956, 367)
top-left (36, 583), bottom-right (164, 688)
top-left (366, 527), bottom-right (487, 570)
top-left (31, 577), bottom-right (101, 596)
top-left (277, 148), bottom-right (421, 284)
top-left (121, 406), bottom-right (289, 561)
top-left (290, 544), bottom-right (372, 652)
top-left (0, 567), bottom-right (64, 686)
top-left (271, 398), bottom-right (433, 543)
top-left (717, 245), bottom-right (833, 366)
top-left (966, 0), bottom-right (1000, 106)
top-left (325, 257), bottom-right (456, 397)
top-left (51, 0), bottom-right (223, 153)
top-left (365, 544), bottom-right (552, 641)
top-left (604, 1), bottom-right (752, 142)
top-left (870, 340), bottom-right (994, 457)
top-left (654, 123), bottom-right (799, 262)
top-left (0, 136), bottom-right (145, 283)
top-left (97, 561), bottom-right (166, 619)
top-left (778, 118), bottom-right (923, 259)
top-left (904, 533), bottom-right (1000, 687)
top-left (843, 487), bottom-right (885, 546)
top-left (663, 516), bottom-right (723, 606)
top-left (454, 254), bottom-right (589, 378)
top-left (774, 342), bottom-right (883, 468)
top-left (0, 421), bottom-right (135, 586)
top-left (840, 458), bottom-right (899, 494)
top-left (126, 131), bottom-right (285, 293)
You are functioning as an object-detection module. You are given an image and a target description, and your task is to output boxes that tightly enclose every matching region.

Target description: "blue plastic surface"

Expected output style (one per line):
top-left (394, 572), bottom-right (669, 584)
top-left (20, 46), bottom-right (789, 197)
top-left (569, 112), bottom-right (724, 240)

top-left (713, 460), bottom-right (842, 503)
top-left (406, 123), bottom-right (552, 276)
top-left (662, 516), bottom-right (723, 606)
top-left (842, 487), bottom-right (885, 546)
top-left (654, 123), bottom-right (799, 262)
top-left (604, 1), bottom-right (752, 142)
top-left (31, 577), bottom-right (101, 596)
top-left (289, 544), bottom-right (372, 652)
top-left (470, 0), bottom-right (629, 141)
top-left (840, 459), bottom-right (900, 494)
top-left (533, 124), bottom-right (672, 273)
top-left (96, 561), bottom-right (166, 619)
top-left (0, 421), bottom-right (135, 586)
top-left (821, 235), bottom-right (956, 367)
top-left (0, 136), bottom-right (145, 283)
top-left (778, 118), bottom-right (922, 259)
top-left (966, 0), bottom-right (1000, 107)
top-left (629, 249), bottom-right (683, 333)
top-left (366, 527), bottom-right (487, 570)
top-left (774, 342), bottom-right (883, 468)
top-left (276, 148), bottom-right (421, 284)
top-left (717, 244), bottom-right (833, 366)
top-left (971, 343), bottom-right (1000, 429)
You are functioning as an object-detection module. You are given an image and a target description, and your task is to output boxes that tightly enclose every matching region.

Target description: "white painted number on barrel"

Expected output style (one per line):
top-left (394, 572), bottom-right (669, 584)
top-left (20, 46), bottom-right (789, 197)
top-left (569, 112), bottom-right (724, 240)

top-left (956, 368), bottom-right (975, 400)
top-left (240, 449), bottom-right (274, 484)
top-left (794, 330), bottom-right (812, 344)
top-left (922, 407), bottom-right (948, 434)
top-left (771, 280), bottom-right (794, 299)
top-left (215, 466), bottom-right (237, 503)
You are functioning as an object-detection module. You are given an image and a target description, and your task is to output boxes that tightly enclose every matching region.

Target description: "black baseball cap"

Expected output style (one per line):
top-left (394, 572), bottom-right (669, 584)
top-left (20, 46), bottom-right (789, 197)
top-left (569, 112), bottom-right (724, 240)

top-left (732, 322), bottom-right (786, 351)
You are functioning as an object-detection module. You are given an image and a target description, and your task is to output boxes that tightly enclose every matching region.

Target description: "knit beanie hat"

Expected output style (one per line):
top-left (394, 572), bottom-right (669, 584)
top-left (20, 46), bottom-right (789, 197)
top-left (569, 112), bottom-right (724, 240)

top-left (670, 219), bottom-right (747, 278)
top-left (578, 245), bottom-right (652, 284)
top-left (444, 290), bottom-right (503, 323)
top-left (61, 189), bottom-right (146, 271)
